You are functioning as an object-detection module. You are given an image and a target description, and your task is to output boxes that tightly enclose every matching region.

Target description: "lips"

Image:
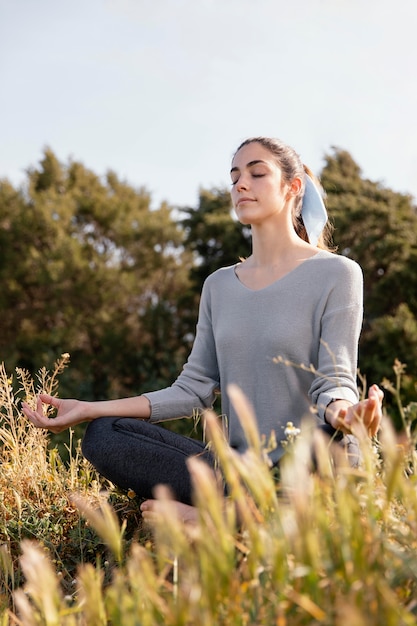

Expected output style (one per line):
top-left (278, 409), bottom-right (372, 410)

top-left (237, 197), bottom-right (255, 206)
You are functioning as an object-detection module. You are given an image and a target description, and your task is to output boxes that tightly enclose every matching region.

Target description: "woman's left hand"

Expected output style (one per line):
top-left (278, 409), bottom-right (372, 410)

top-left (326, 384), bottom-right (384, 437)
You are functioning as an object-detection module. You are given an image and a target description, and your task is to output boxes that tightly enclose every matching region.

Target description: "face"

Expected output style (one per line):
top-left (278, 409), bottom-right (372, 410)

top-left (230, 142), bottom-right (294, 226)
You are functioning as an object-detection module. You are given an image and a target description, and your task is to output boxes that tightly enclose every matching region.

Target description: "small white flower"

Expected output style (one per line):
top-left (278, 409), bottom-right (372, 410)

top-left (284, 422), bottom-right (301, 438)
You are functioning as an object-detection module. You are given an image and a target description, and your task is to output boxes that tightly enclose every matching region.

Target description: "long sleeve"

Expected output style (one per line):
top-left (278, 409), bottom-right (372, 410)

top-left (144, 279), bottom-right (220, 422)
top-left (309, 258), bottom-right (363, 418)
top-left (144, 250), bottom-right (364, 463)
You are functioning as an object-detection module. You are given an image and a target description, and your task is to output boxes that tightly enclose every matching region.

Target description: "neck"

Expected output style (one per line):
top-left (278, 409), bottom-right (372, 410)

top-left (249, 222), bottom-right (308, 267)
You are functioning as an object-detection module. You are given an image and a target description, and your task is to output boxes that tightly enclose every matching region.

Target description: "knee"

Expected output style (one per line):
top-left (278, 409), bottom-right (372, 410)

top-left (82, 417), bottom-right (115, 464)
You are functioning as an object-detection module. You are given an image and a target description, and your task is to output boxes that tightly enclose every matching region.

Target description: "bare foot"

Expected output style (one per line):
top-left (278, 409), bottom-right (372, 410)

top-left (140, 498), bottom-right (199, 526)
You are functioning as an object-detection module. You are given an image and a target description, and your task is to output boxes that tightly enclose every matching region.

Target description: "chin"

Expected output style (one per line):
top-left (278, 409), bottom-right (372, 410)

top-left (235, 211), bottom-right (253, 226)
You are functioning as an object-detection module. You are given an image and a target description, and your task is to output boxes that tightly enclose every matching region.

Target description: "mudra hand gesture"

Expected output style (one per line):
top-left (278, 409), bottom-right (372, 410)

top-left (325, 383), bottom-right (383, 438)
top-left (22, 395), bottom-right (88, 434)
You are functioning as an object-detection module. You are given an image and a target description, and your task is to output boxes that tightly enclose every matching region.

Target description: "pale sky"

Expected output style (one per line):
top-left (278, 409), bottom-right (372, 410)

top-left (1, 0), bottom-right (416, 209)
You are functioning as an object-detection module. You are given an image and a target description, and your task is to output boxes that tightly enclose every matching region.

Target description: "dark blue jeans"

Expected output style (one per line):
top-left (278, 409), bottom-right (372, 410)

top-left (82, 418), bottom-right (360, 505)
top-left (82, 418), bottom-right (216, 505)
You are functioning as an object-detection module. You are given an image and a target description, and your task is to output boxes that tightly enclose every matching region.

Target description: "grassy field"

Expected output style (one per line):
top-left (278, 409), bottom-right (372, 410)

top-left (1, 356), bottom-right (417, 625)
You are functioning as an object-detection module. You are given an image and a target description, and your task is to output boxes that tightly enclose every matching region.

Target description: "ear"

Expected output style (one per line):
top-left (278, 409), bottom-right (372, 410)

top-left (289, 177), bottom-right (302, 196)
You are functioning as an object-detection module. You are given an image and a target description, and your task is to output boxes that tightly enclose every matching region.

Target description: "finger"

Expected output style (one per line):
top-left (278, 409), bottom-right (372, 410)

top-left (347, 395), bottom-right (382, 438)
top-left (21, 401), bottom-right (37, 419)
top-left (22, 402), bottom-right (56, 430)
top-left (21, 405), bottom-right (44, 427)
top-left (362, 399), bottom-right (381, 437)
top-left (36, 395), bottom-right (45, 415)
top-left (140, 500), bottom-right (155, 513)
top-left (369, 409), bottom-right (382, 437)
top-left (369, 422), bottom-right (379, 437)
top-left (364, 409), bottom-right (377, 436)
top-left (140, 500), bottom-right (166, 521)
top-left (369, 384), bottom-right (384, 404)
top-left (344, 403), bottom-right (367, 437)
top-left (367, 391), bottom-right (383, 427)
top-left (335, 408), bottom-right (348, 429)
top-left (141, 510), bottom-right (159, 521)
top-left (39, 393), bottom-right (60, 408)
top-left (141, 506), bottom-right (163, 525)
top-left (352, 400), bottom-right (371, 424)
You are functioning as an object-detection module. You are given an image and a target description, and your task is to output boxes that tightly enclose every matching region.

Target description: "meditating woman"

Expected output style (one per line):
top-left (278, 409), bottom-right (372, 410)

top-left (23, 137), bottom-right (383, 523)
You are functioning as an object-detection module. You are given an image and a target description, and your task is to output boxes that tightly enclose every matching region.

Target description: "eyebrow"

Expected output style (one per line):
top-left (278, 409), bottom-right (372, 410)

top-left (230, 159), bottom-right (267, 174)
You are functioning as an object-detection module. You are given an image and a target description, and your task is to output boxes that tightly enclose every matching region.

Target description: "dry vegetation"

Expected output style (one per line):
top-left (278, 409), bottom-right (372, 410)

top-left (0, 357), bottom-right (417, 625)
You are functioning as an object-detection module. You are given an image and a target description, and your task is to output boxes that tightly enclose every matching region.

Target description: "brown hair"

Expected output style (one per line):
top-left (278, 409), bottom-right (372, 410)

top-left (234, 137), bottom-right (334, 250)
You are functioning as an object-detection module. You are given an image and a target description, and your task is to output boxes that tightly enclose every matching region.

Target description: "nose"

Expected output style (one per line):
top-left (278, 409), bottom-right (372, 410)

top-left (235, 173), bottom-right (249, 191)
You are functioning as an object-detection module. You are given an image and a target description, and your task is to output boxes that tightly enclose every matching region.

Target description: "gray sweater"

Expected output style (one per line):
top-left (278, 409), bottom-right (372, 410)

top-left (145, 250), bottom-right (363, 464)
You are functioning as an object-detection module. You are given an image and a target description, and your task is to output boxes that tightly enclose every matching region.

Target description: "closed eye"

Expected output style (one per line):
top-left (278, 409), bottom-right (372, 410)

top-left (231, 173), bottom-right (265, 186)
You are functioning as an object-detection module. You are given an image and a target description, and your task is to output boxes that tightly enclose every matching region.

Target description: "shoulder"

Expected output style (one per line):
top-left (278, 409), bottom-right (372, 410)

top-left (312, 250), bottom-right (363, 282)
top-left (203, 265), bottom-right (237, 289)
top-left (198, 265), bottom-right (237, 307)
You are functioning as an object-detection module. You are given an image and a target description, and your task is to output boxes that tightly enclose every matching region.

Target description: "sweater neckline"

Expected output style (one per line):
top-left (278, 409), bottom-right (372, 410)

top-left (233, 249), bottom-right (326, 293)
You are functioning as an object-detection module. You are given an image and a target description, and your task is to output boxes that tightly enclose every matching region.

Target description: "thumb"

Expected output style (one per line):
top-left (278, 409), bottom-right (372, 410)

top-left (336, 407), bottom-right (348, 427)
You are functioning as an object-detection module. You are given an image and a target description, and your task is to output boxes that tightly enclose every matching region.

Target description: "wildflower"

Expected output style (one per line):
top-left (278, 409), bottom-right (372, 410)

top-left (281, 421), bottom-right (301, 449)
top-left (284, 422), bottom-right (301, 438)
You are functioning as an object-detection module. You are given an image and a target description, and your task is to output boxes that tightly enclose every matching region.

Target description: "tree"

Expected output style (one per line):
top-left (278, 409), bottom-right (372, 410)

top-left (3, 147), bottom-right (417, 430)
top-left (0, 149), bottom-right (193, 400)
top-left (321, 148), bottom-right (417, 415)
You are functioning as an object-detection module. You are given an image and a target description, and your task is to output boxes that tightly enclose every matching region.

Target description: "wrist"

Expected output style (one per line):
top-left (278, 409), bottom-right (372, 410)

top-left (82, 400), bottom-right (99, 421)
top-left (324, 399), bottom-right (350, 429)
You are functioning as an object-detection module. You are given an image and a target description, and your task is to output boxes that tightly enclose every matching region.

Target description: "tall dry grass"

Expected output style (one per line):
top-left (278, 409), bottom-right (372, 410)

top-left (0, 358), bottom-right (417, 624)
top-left (0, 355), bottom-right (121, 617)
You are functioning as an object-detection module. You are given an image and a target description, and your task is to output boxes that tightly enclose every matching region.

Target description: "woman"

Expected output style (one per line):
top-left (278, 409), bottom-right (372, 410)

top-left (23, 137), bottom-right (383, 523)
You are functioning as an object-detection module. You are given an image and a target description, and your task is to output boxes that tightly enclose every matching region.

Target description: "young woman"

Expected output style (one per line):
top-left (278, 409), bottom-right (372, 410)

top-left (22, 137), bottom-right (383, 523)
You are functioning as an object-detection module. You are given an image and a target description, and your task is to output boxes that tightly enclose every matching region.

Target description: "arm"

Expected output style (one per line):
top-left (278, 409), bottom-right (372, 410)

top-left (22, 393), bottom-right (151, 434)
top-left (23, 276), bottom-right (220, 433)
top-left (313, 258), bottom-right (383, 437)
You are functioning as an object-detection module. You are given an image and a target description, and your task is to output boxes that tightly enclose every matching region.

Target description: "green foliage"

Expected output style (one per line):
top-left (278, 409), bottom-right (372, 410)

top-left (321, 148), bottom-right (417, 315)
top-left (2, 146), bottom-right (417, 424)
top-left (0, 149), bottom-right (193, 401)
top-left (366, 306), bottom-right (417, 402)
top-left (321, 149), bottom-right (417, 418)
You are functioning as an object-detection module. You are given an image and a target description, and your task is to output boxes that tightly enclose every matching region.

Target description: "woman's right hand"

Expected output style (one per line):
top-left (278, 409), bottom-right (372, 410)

top-left (22, 394), bottom-right (90, 434)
